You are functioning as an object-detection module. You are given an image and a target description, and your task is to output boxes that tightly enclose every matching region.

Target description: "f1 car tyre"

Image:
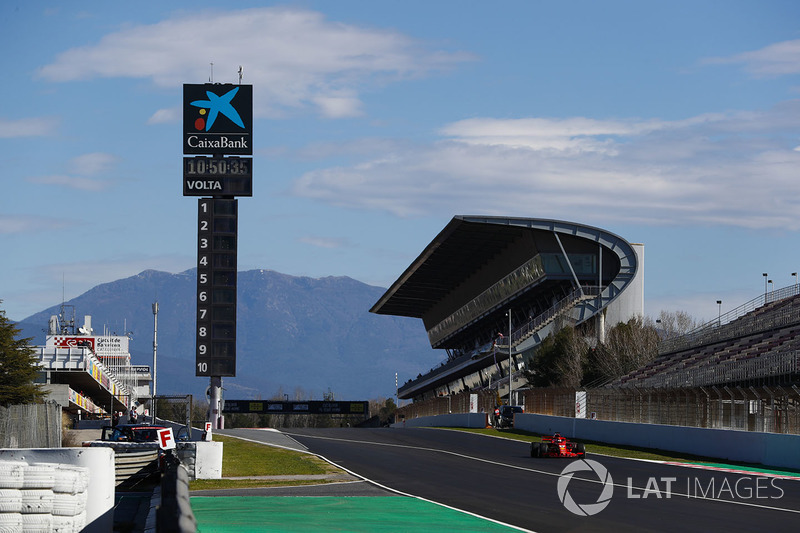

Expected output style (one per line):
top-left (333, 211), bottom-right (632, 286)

top-left (530, 442), bottom-right (538, 458)
top-left (576, 442), bottom-right (586, 457)
top-left (539, 442), bottom-right (549, 457)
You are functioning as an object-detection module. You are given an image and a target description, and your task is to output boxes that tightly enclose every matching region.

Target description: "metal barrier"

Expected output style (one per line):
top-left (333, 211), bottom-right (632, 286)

top-left (156, 453), bottom-right (197, 533)
top-left (115, 448), bottom-right (160, 487)
top-left (83, 441), bottom-right (162, 487)
top-left (397, 385), bottom-right (800, 434)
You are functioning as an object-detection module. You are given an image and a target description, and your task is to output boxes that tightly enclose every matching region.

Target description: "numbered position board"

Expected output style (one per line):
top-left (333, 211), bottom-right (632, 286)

top-left (196, 198), bottom-right (237, 377)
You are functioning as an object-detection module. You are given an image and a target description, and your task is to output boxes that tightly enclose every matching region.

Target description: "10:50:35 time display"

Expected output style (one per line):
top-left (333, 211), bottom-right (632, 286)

top-left (184, 156), bottom-right (251, 178)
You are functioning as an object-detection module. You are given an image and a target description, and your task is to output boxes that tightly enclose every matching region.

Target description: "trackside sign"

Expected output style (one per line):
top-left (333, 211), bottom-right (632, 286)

top-left (223, 400), bottom-right (369, 415)
top-left (183, 84), bottom-right (253, 155)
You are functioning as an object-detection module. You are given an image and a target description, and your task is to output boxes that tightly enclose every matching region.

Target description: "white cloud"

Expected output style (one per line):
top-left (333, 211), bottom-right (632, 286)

top-left (0, 215), bottom-right (75, 235)
top-left (27, 174), bottom-right (109, 192)
top-left (703, 39), bottom-right (800, 77)
top-left (299, 236), bottom-right (349, 249)
top-left (68, 152), bottom-right (119, 176)
top-left (312, 95), bottom-right (364, 119)
top-left (293, 138), bottom-right (410, 160)
top-left (292, 100), bottom-right (800, 229)
top-left (26, 152), bottom-right (118, 191)
top-left (0, 117), bottom-right (58, 138)
top-left (147, 108), bottom-right (178, 124)
top-left (37, 7), bottom-right (473, 119)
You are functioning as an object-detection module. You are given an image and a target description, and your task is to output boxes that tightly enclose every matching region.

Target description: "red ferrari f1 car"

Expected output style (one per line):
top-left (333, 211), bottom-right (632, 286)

top-left (530, 433), bottom-right (586, 458)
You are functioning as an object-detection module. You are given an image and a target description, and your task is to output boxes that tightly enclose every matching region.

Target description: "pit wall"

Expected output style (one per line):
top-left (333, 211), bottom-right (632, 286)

top-left (393, 412), bottom-right (800, 471)
top-left (176, 441), bottom-right (222, 480)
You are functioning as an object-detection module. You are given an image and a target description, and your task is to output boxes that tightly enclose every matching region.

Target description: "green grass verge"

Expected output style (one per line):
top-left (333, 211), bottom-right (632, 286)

top-left (189, 434), bottom-right (341, 491)
top-left (190, 478), bottom-right (337, 491)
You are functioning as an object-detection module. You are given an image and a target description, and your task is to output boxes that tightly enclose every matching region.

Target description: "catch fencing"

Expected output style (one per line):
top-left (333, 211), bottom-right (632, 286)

top-left (0, 402), bottom-right (62, 448)
top-left (397, 385), bottom-right (800, 434)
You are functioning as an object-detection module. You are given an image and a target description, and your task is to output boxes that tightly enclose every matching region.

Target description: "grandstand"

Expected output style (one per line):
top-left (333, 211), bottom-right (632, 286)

top-left (615, 287), bottom-right (800, 389)
top-left (375, 216), bottom-right (800, 435)
top-left (371, 215), bottom-right (644, 403)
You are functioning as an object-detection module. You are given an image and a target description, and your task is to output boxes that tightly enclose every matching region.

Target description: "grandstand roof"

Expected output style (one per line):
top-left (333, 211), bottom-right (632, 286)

top-left (370, 216), bottom-right (524, 318)
top-left (370, 215), bottom-right (635, 320)
top-left (373, 215), bottom-right (642, 401)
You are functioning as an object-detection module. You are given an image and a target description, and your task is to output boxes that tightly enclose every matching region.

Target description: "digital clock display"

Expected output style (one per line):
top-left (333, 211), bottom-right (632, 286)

top-left (184, 156), bottom-right (252, 178)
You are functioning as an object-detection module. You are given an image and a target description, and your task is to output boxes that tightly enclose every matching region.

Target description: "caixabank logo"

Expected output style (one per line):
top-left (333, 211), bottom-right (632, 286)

top-left (183, 84), bottom-right (252, 155)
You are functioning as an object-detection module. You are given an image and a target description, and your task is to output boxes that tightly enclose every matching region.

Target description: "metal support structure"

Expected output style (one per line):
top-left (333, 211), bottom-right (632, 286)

top-left (209, 376), bottom-right (223, 429)
top-left (152, 302), bottom-right (159, 422)
top-left (507, 309), bottom-right (513, 405)
top-left (792, 385), bottom-right (800, 433)
top-left (749, 386), bottom-right (763, 432)
top-left (553, 231), bottom-right (584, 296)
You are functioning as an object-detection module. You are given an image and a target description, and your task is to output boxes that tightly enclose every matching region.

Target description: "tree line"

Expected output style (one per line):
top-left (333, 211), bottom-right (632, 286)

top-left (0, 302), bottom-right (45, 406)
top-left (523, 310), bottom-right (699, 388)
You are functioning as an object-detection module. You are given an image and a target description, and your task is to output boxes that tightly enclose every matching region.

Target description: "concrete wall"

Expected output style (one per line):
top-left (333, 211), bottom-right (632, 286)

top-left (514, 413), bottom-right (800, 471)
top-left (604, 242), bottom-right (644, 328)
top-left (175, 441), bottom-right (222, 480)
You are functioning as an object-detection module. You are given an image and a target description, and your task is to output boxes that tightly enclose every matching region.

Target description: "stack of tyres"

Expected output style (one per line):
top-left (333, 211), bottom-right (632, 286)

top-left (0, 461), bottom-right (24, 532)
top-left (0, 461), bottom-right (89, 533)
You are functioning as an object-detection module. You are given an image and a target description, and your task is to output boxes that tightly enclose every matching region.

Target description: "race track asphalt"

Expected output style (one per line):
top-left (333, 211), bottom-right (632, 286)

top-left (192, 427), bottom-right (800, 533)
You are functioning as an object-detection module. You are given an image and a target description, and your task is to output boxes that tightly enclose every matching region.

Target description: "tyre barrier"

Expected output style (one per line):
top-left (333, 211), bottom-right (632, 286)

top-left (156, 452), bottom-right (197, 533)
top-left (0, 461), bottom-right (88, 532)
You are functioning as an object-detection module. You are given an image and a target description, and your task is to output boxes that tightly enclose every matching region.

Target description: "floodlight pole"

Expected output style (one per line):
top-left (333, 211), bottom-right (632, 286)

top-left (508, 309), bottom-right (513, 405)
top-left (152, 302), bottom-right (158, 423)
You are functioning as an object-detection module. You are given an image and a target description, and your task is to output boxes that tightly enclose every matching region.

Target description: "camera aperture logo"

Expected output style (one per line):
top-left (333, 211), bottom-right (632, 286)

top-left (557, 458), bottom-right (787, 517)
top-left (557, 459), bottom-right (614, 516)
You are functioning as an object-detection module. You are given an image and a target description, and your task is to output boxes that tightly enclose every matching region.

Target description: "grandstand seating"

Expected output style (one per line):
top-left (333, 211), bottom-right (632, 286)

top-left (615, 293), bottom-right (800, 388)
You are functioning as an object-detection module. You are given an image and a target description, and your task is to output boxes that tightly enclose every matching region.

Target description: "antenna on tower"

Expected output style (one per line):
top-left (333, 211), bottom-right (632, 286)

top-left (209, 62), bottom-right (214, 83)
top-left (238, 65), bottom-right (243, 85)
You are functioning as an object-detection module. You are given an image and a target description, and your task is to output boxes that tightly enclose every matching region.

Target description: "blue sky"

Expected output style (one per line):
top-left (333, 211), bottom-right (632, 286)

top-left (2, 1), bottom-right (800, 326)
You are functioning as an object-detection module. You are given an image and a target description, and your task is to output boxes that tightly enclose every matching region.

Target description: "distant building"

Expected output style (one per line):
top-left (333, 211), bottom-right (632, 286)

top-left (371, 216), bottom-right (643, 403)
top-left (32, 307), bottom-right (151, 423)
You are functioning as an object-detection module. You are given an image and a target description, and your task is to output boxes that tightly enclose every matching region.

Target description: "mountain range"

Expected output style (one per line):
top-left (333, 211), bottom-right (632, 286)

top-left (14, 269), bottom-right (444, 401)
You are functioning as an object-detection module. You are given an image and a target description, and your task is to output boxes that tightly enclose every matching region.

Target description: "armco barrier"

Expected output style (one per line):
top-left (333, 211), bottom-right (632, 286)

top-left (84, 441), bottom-right (161, 488)
top-left (514, 413), bottom-right (800, 471)
top-left (156, 453), bottom-right (197, 533)
top-left (392, 413), bottom-right (489, 428)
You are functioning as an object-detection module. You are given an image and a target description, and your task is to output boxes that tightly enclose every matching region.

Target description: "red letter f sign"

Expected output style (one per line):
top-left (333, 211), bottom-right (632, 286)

top-left (158, 427), bottom-right (176, 450)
